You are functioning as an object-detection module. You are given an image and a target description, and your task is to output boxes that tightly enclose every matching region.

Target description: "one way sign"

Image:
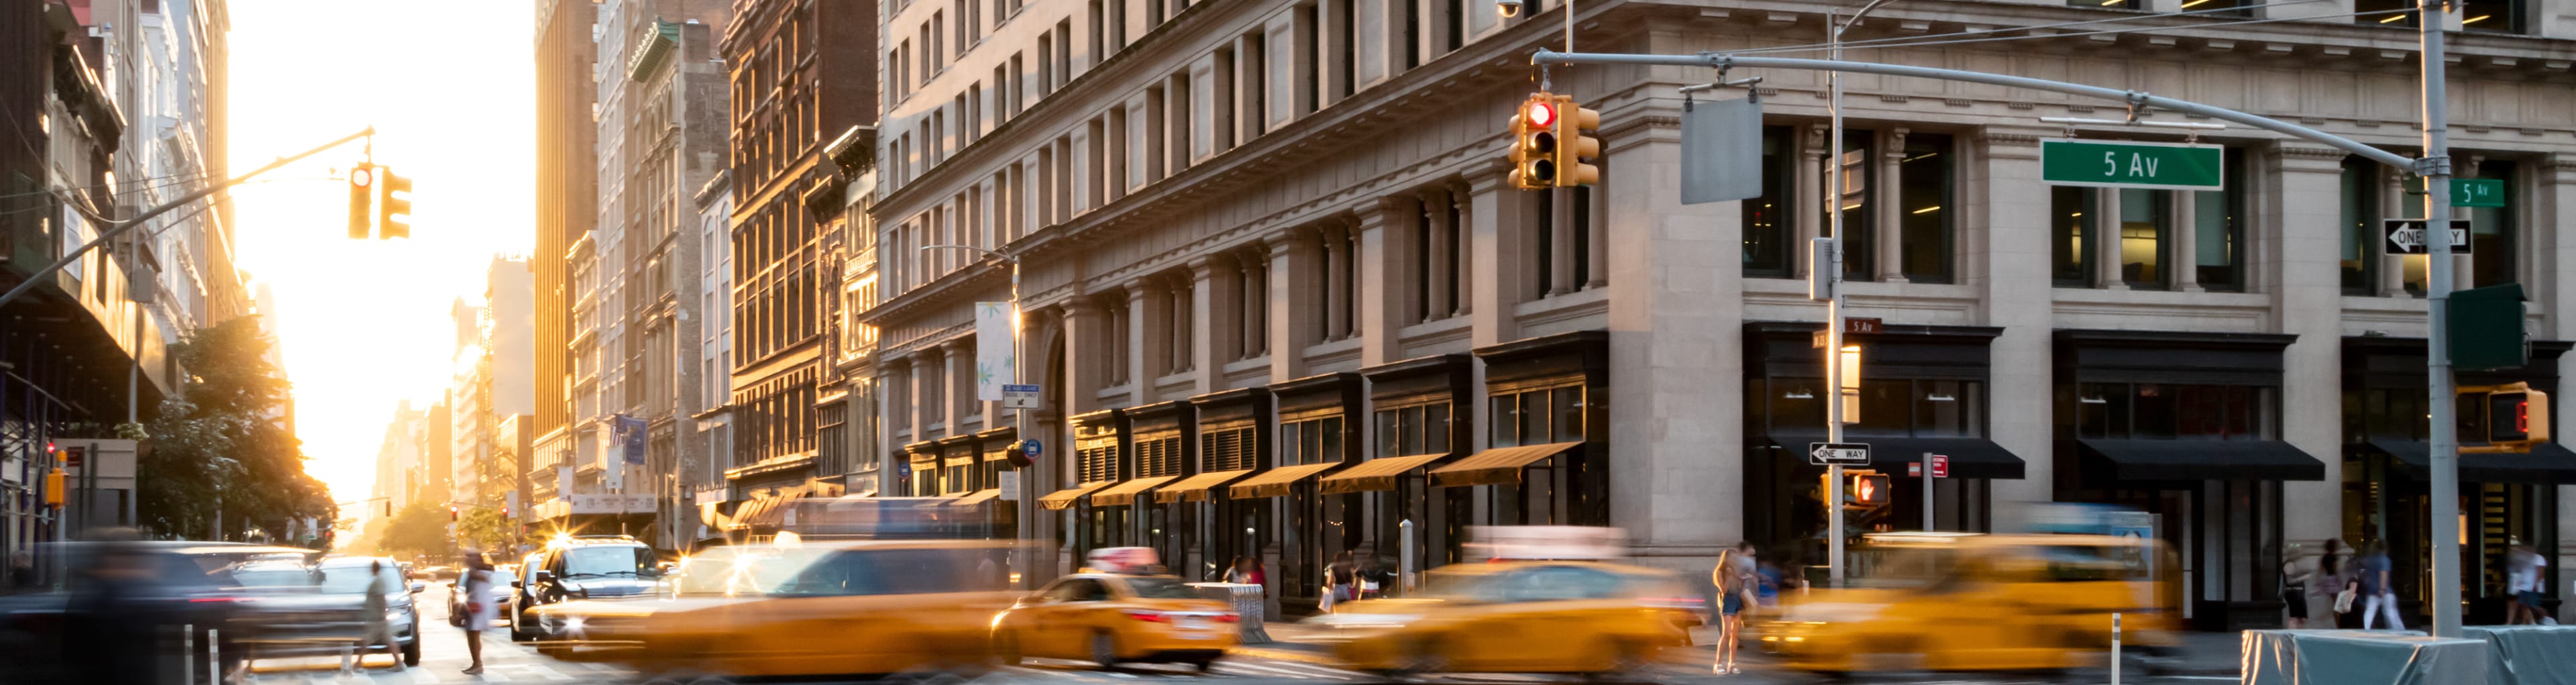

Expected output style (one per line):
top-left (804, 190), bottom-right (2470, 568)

top-left (2385, 219), bottom-right (2474, 256)
top-left (1808, 442), bottom-right (1871, 466)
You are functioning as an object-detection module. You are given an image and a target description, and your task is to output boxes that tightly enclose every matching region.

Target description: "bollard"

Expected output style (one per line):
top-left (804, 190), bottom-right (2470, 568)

top-left (181, 624), bottom-right (193, 685)
top-left (1399, 520), bottom-right (1415, 594)
top-left (2110, 612), bottom-right (2123, 685)
top-left (207, 629), bottom-right (221, 685)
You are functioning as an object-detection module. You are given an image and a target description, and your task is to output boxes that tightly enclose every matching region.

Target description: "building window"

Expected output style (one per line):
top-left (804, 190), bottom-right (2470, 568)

top-left (2115, 189), bottom-right (2171, 289)
top-left (1896, 133), bottom-right (1953, 283)
top-left (2341, 156), bottom-right (2379, 295)
top-left (1201, 424), bottom-right (1256, 471)
top-left (2076, 382), bottom-right (2278, 440)
top-left (2462, 0), bottom-right (2527, 32)
top-left (1279, 415), bottom-right (1346, 466)
top-left (2470, 159), bottom-right (2517, 289)
top-left (1104, 293), bottom-right (1132, 384)
top-left (1490, 384), bottom-right (1582, 448)
top-left (1136, 433), bottom-right (1183, 477)
top-left (1232, 249), bottom-right (1268, 360)
top-left (2356, 0), bottom-right (2417, 27)
top-left (1373, 401), bottom-right (1452, 458)
top-left (1831, 130), bottom-right (1876, 281)
top-left (1743, 125), bottom-right (1794, 278)
top-left (2194, 148), bottom-right (2247, 291)
top-left (1531, 187), bottom-right (1595, 299)
top-left (2053, 187), bottom-right (2098, 286)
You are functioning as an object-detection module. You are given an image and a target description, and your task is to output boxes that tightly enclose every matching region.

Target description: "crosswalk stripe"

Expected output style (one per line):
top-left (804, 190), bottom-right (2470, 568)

top-left (519, 664), bottom-right (576, 682)
top-left (1217, 661), bottom-right (1355, 680)
top-left (407, 667), bottom-right (444, 683)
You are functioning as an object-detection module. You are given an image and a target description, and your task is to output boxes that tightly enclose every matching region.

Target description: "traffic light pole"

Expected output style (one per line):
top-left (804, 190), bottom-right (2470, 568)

top-left (1819, 0), bottom-right (1900, 588)
top-left (0, 127), bottom-right (374, 310)
top-left (2418, 0), bottom-right (2461, 638)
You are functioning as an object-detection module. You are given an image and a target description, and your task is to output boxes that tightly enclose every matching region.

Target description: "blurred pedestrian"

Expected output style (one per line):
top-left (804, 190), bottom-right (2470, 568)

top-left (1221, 556), bottom-right (1251, 583)
top-left (2279, 544), bottom-right (2312, 629)
top-left (351, 560), bottom-right (401, 673)
top-left (2507, 543), bottom-right (2545, 625)
top-left (1357, 555), bottom-right (1387, 600)
top-left (1711, 542), bottom-right (1758, 676)
top-left (2318, 539), bottom-right (2353, 627)
top-left (2359, 541), bottom-right (2401, 630)
top-left (1320, 550), bottom-right (1357, 613)
top-left (64, 531), bottom-right (162, 685)
top-left (460, 552), bottom-right (497, 675)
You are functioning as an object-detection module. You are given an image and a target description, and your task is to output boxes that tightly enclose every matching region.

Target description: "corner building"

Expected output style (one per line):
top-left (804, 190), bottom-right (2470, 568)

top-left (866, 0), bottom-right (2576, 625)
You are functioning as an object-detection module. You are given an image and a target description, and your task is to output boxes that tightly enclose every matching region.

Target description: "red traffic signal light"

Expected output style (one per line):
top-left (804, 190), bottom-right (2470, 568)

top-left (1507, 93), bottom-right (1560, 190)
top-left (347, 164), bottom-right (376, 239)
top-left (449, 505), bottom-right (459, 521)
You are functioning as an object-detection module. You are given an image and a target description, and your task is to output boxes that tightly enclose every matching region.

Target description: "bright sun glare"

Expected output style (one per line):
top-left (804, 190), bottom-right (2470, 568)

top-left (225, 1), bottom-right (535, 507)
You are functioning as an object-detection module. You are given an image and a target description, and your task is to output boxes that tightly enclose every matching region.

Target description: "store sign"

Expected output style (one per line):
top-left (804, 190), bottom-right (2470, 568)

top-left (569, 493), bottom-right (657, 515)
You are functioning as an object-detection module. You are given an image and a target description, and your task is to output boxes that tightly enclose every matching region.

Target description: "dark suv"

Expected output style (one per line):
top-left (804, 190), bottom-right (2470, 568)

top-left (508, 536), bottom-right (660, 642)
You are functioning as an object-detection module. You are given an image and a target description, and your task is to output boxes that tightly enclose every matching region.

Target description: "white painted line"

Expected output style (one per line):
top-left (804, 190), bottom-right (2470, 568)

top-left (406, 666), bottom-right (444, 684)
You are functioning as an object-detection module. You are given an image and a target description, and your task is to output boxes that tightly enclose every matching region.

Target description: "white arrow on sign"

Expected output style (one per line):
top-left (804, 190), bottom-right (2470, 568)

top-left (2388, 227), bottom-right (2465, 250)
top-left (1807, 442), bottom-right (1871, 466)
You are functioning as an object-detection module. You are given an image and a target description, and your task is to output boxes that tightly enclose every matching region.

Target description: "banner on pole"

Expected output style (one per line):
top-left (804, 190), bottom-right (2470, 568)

top-left (975, 301), bottom-right (1017, 401)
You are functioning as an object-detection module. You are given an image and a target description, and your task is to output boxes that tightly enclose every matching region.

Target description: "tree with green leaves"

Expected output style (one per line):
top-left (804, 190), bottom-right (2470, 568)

top-left (455, 506), bottom-right (517, 553)
top-left (377, 500), bottom-right (455, 560)
top-left (136, 317), bottom-right (335, 542)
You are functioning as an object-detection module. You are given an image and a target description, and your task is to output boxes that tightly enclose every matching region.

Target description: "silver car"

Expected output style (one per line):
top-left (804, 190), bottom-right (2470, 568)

top-left (229, 557), bottom-right (423, 667)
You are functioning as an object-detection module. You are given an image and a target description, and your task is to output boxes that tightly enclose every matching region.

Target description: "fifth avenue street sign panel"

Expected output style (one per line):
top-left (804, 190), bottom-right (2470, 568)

top-left (2040, 140), bottom-right (2225, 191)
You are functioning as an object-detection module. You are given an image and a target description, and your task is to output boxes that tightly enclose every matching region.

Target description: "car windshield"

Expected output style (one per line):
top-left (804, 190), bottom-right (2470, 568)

top-left (674, 548), bottom-right (810, 595)
top-left (562, 546), bottom-right (653, 578)
top-left (315, 566), bottom-right (403, 594)
top-left (1121, 577), bottom-right (1201, 599)
top-left (231, 568), bottom-right (313, 588)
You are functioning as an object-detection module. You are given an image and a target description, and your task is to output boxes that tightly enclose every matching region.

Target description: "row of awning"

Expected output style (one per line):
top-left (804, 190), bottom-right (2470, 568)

top-left (1038, 441), bottom-right (1587, 510)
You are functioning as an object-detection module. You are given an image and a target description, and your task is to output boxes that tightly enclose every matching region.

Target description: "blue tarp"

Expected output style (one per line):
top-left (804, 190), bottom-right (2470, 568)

top-left (2242, 629), bottom-right (2486, 685)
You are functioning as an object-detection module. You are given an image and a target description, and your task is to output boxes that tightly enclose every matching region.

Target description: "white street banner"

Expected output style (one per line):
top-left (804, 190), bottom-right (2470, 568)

top-left (975, 301), bottom-right (1016, 401)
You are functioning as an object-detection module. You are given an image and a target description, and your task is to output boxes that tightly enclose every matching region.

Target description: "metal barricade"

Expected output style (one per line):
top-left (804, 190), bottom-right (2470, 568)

top-left (1188, 582), bottom-right (1271, 644)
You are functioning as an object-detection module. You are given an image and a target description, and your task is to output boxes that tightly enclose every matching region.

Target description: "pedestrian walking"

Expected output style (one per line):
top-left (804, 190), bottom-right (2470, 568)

top-left (2318, 539), bottom-right (2353, 627)
top-left (2279, 545), bottom-right (2312, 629)
top-left (352, 560), bottom-right (401, 673)
top-left (1222, 556), bottom-right (1253, 584)
top-left (1320, 550), bottom-right (1358, 613)
top-left (2507, 543), bottom-right (2546, 625)
top-left (460, 552), bottom-right (498, 675)
top-left (1711, 542), bottom-right (1758, 676)
top-left (2359, 541), bottom-right (2402, 630)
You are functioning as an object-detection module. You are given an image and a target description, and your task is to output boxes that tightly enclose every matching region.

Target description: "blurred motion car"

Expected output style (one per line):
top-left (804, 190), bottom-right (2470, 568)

top-left (1327, 560), bottom-right (1693, 676)
top-left (1757, 532), bottom-right (2181, 675)
top-left (511, 535), bottom-right (660, 643)
top-left (228, 556), bottom-right (424, 666)
top-left (519, 545), bottom-right (804, 660)
top-left (0, 541), bottom-right (299, 685)
top-left (990, 552), bottom-right (1238, 670)
top-left (587, 539), bottom-right (1023, 679)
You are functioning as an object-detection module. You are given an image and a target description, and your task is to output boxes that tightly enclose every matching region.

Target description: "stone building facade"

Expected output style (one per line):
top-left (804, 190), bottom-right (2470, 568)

top-left (867, 0), bottom-right (2576, 625)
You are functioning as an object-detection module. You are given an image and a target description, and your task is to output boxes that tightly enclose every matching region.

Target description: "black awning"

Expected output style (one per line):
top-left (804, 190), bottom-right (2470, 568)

top-left (2078, 439), bottom-right (2326, 482)
top-left (1766, 433), bottom-right (2026, 480)
top-left (2358, 439), bottom-right (2576, 485)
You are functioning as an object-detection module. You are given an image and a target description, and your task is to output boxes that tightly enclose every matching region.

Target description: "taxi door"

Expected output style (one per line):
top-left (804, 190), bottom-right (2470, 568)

top-left (1027, 577), bottom-right (1113, 659)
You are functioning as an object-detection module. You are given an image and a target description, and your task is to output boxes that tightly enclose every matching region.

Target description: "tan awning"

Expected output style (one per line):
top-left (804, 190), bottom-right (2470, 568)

top-left (1318, 454), bottom-right (1449, 494)
top-left (1038, 481), bottom-right (1117, 511)
top-left (950, 489), bottom-right (1004, 507)
top-left (1429, 441), bottom-right (1582, 486)
top-left (1150, 470), bottom-right (1256, 503)
top-left (726, 484), bottom-right (812, 530)
top-left (698, 501), bottom-right (732, 528)
top-left (1227, 462), bottom-right (1346, 499)
top-left (1088, 475), bottom-right (1180, 507)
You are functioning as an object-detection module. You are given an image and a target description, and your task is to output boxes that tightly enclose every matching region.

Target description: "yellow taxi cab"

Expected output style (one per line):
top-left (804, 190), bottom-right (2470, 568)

top-left (1328, 560), bottom-right (1694, 676)
top-left (582, 538), bottom-right (1023, 680)
top-left (521, 544), bottom-right (802, 660)
top-left (1759, 532), bottom-right (2182, 675)
top-left (989, 547), bottom-right (1239, 671)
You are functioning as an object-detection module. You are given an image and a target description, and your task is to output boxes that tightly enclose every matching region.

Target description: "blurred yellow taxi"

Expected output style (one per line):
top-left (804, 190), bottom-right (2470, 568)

top-left (1760, 532), bottom-right (2182, 675)
top-left (1328, 561), bottom-right (1693, 676)
top-left (585, 539), bottom-right (1022, 679)
top-left (989, 570), bottom-right (1239, 670)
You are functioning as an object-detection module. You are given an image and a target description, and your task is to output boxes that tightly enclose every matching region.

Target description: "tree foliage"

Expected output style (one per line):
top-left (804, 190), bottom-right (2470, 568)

top-left (376, 500), bottom-right (454, 560)
top-left (454, 507), bottom-right (515, 553)
top-left (136, 317), bottom-right (335, 541)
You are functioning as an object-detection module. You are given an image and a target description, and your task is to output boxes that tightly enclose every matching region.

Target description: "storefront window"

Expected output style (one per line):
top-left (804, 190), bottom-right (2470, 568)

top-left (1279, 415), bottom-right (1343, 465)
top-left (1491, 385), bottom-right (1585, 447)
top-left (1833, 130), bottom-right (1876, 281)
top-left (1373, 402), bottom-right (1451, 458)
top-left (1798, 378), bottom-right (1984, 437)
top-left (1743, 126), bottom-right (1794, 278)
top-left (2078, 382), bottom-right (2277, 440)
top-left (2053, 187), bottom-right (2098, 286)
top-left (1898, 134), bottom-right (1953, 283)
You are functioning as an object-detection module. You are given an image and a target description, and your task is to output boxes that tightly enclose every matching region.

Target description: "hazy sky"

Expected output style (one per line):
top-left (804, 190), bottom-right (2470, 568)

top-left (225, 0), bottom-right (535, 505)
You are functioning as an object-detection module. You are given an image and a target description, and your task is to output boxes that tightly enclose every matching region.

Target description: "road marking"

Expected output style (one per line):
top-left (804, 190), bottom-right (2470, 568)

top-left (405, 667), bottom-right (444, 683)
top-left (1217, 662), bottom-right (1356, 680)
top-left (516, 664), bottom-right (576, 682)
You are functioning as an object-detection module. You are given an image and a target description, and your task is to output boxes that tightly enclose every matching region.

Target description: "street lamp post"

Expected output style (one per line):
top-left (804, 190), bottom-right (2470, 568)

top-left (918, 245), bottom-right (1029, 555)
top-left (1823, 0), bottom-right (1902, 588)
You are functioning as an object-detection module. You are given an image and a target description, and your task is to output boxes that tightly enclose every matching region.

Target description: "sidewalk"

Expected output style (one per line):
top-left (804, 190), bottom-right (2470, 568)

top-left (1240, 621), bottom-right (2247, 678)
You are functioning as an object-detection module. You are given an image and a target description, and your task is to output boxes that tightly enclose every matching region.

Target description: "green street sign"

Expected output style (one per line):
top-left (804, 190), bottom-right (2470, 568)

top-left (2041, 140), bottom-right (2225, 191)
top-left (2453, 178), bottom-right (2506, 208)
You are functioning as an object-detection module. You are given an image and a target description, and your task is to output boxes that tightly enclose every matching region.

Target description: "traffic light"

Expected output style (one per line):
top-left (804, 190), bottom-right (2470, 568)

top-left (384, 500), bottom-right (393, 517)
top-left (1849, 473), bottom-right (1891, 508)
top-left (376, 168), bottom-right (413, 240)
top-left (1507, 93), bottom-right (1558, 190)
top-left (1549, 94), bottom-right (1601, 187)
top-left (2463, 382), bottom-right (2551, 452)
top-left (43, 467), bottom-right (64, 507)
top-left (347, 164), bottom-right (376, 238)
top-left (449, 505), bottom-right (460, 521)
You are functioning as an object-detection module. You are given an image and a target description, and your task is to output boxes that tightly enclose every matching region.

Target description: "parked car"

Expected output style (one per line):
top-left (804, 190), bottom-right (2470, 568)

top-left (511, 535), bottom-right (661, 643)
top-left (228, 556), bottom-right (423, 667)
top-left (447, 566), bottom-right (515, 628)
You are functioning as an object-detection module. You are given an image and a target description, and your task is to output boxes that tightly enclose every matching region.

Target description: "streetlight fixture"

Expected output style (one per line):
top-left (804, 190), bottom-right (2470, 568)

top-left (1821, 0), bottom-right (1903, 588)
top-left (916, 244), bottom-right (1031, 556)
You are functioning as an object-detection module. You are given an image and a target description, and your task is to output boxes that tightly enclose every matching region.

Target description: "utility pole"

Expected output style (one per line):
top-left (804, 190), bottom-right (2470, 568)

top-left (1822, 0), bottom-right (1902, 588)
top-left (920, 245), bottom-right (1026, 558)
top-left (2418, 0), bottom-right (2461, 639)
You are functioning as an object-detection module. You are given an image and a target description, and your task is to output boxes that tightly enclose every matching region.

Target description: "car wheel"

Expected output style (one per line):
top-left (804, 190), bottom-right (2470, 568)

top-left (508, 611), bottom-right (533, 642)
top-left (401, 639), bottom-right (421, 667)
top-left (1191, 656), bottom-right (1218, 673)
top-left (1089, 631), bottom-right (1120, 668)
top-left (1396, 635), bottom-right (1450, 676)
top-left (1585, 640), bottom-right (1649, 682)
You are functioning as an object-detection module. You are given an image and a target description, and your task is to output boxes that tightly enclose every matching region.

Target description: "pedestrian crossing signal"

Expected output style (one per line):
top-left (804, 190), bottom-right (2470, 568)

top-left (1849, 473), bottom-right (1891, 507)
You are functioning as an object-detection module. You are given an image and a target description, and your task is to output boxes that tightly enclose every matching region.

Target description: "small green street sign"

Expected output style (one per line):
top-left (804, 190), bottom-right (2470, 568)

top-left (2453, 178), bottom-right (2506, 208)
top-left (2041, 140), bottom-right (2225, 191)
